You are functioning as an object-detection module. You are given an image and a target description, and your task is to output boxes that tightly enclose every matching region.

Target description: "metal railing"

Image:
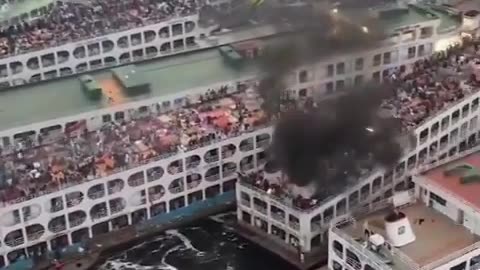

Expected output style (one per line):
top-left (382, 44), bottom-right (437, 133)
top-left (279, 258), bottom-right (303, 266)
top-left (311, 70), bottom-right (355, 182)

top-left (88, 190), bottom-right (106, 200)
top-left (205, 174), bottom-right (220, 182)
top-left (69, 217), bottom-right (86, 228)
top-left (49, 224), bottom-right (66, 233)
top-left (66, 196), bottom-right (83, 208)
top-left (26, 230), bottom-right (44, 241)
top-left (205, 155), bottom-right (220, 163)
top-left (223, 167), bottom-right (236, 177)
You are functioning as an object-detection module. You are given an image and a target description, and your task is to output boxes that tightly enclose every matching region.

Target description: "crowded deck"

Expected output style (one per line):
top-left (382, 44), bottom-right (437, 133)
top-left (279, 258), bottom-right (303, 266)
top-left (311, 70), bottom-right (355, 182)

top-left (0, 0), bottom-right (200, 58)
top-left (0, 88), bottom-right (268, 205)
top-left (1, 34), bottom-right (480, 209)
top-left (240, 39), bottom-right (480, 212)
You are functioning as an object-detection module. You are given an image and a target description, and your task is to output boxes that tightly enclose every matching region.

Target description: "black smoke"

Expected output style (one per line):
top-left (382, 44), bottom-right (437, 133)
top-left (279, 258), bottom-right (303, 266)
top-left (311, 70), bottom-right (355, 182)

top-left (250, 2), bottom-right (402, 194)
top-left (271, 85), bottom-right (403, 197)
top-left (255, 2), bottom-right (385, 114)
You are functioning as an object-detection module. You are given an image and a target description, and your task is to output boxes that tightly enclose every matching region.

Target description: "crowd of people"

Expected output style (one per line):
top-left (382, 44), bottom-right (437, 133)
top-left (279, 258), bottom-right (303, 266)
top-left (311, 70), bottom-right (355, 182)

top-left (383, 40), bottom-right (480, 130)
top-left (2, 39), bottom-right (480, 207)
top-left (240, 39), bottom-right (480, 211)
top-left (0, 87), bottom-right (268, 204)
top-left (0, 0), bottom-right (201, 57)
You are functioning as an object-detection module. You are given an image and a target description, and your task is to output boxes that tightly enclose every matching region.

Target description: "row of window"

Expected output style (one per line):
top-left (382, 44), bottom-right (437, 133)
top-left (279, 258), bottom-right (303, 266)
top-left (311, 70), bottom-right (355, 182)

top-left (297, 43), bottom-right (433, 84)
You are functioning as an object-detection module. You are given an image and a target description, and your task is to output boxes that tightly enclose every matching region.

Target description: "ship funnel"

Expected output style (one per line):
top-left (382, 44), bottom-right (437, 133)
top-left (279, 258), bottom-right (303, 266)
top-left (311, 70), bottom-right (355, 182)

top-left (384, 211), bottom-right (415, 247)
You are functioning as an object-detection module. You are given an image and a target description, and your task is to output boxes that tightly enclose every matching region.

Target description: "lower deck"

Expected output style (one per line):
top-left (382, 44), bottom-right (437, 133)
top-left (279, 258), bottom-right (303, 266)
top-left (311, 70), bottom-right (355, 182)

top-left (235, 221), bottom-right (328, 270)
top-left (2, 191), bottom-right (236, 269)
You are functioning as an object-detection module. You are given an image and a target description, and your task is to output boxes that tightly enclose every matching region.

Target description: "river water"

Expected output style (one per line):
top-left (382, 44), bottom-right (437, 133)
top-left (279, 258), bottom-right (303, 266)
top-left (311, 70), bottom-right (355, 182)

top-left (99, 212), bottom-right (296, 270)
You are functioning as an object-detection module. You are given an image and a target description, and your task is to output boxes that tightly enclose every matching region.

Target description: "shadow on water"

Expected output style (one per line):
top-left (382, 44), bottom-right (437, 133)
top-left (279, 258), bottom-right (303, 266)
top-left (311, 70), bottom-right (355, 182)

top-left (99, 215), bottom-right (297, 270)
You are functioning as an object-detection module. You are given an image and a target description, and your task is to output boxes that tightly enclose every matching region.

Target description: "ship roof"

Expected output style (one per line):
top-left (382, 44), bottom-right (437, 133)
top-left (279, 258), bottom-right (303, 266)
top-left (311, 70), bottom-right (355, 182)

top-left (0, 48), bottom-right (260, 130)
top-left (420, 151), bottom-right (480, 211)
top-left (0, 0), bottom-right (55, 23)
top-left (341, 202), bottom-right (479, 270)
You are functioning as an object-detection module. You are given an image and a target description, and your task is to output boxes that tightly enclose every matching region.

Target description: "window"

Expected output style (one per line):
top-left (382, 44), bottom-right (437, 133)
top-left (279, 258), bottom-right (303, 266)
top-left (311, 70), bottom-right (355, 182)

top-left (355, 58), bottom-right (363, 71)
top-left (333, 240), bottom-right (343, 258)
top-left (336, 80), bottom-right (345, 91)
top-left (372, 71), bottom-right (380, 82)
top-left (373, 54), bottom-right (381, 66)
top-left (332, 261), bottom-right (343, 270)
top-left (430, 192), bottom-right (446, 206)
top-left (327, 64), bottom-right (334, 77)
top-left (398, 225), bottom-right (406, 235)
top-left (299, 70), bottom-right (308, 83)
top-left (326, 82), bottom-right (334, 94)
top-left (383, 52), bottom-right (392, 64)
top-left (346, 249), bottom-right (361, 270)
top-left (354, 75), bottom-right (363, 86)
top-left (470, 254), bottom-right (480, 269)
top-left (299, 88), bottom-right (307, 97)
top-left (336, 62), bottom-right (345, 75)
top-left (449, 261), bottom-right (466, 270)
top-left (418, 44), bottom-right (425, 56)
top-left (408, 47), bottom-right (416, 59)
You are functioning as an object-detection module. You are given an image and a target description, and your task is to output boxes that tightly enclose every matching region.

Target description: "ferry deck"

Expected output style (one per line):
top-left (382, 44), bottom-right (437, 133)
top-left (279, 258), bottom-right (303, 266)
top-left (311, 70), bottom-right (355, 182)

top-left (330, 148), bottom-right (480, 270)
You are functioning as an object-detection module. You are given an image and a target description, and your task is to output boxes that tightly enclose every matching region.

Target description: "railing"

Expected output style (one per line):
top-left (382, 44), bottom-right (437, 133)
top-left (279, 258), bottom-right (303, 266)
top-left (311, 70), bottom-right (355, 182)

top-left (331, 226), bottom-right (392, 270)
top-left (240, 144), bottom-right (255, 152)
top-left (26, 230), bottom-right (44, 241)
top-left (187, 181), bottom-right (200, 189)
top-left (50, 204), bottom-right (64, 213)
top-left (289, 221), bottom-right (300, 231)
top-left (169, 186), bottom-right (184, 194)
top-left (69, 217), bottom-right (85, 228)
top-left (223, 167), bottom-right (236, 177)
top-left (4, 236), bottom-right (24, 247)
top-left (241, 163), bottom-right (255, 171)
top-left (128, 178), bottom-right (145, 187)
top-left (66, 197), bottom-right (83, 208)
top-left (110, 205), bottom-right (125, 215)
top-left (271, 212), bottom-right (285, 223)
top-left (254, 204), bottom-right (268, 215)
top-left (205, 155), bottom-right (220, 163)
top-left (205, 173), bottom-right (221, 182)
top-left (91, 210), bottom-right (108, 221)
top-left (149, 192), bottom-right (164, 201)
top-left (88, 190), bottom-right (105, 200)
top-left (49, 224), bottom-right (66, 233)
top-left (240, 198), bottom-right (250, 207)
top-left (256, 138), bottom-right (270, 148)
top-left (186, 160), bottom-right (200, 169)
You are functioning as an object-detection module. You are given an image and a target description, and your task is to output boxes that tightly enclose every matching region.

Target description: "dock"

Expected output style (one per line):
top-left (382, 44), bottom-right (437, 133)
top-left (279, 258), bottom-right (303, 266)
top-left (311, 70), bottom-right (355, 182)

top-left (234, 221), bottom-right (328, 270)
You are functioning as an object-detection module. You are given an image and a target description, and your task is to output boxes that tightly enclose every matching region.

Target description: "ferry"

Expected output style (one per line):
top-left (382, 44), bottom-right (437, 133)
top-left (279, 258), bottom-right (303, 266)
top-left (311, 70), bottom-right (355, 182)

top-left (234, 2), bottom-right (480, 270)
top-left (0, 0), bottom-right (286, 90)
top-left (328, 146), bottom-right (480, 270)
top-left (0, 0), bottom-right (471, 268)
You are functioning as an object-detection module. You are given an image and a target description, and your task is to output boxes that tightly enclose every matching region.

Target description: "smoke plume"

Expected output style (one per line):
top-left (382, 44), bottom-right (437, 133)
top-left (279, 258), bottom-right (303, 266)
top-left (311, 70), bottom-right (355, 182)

top-left (271, 85), bottom-right (403, 197)
top-left (249, 2), bottom-right (402, 195)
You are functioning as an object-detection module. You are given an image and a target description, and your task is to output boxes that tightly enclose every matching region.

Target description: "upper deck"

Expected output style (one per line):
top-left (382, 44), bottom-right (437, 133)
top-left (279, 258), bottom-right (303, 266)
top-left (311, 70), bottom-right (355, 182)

top-left (0, 3), bottom-right (462, 132)
top-left (419, 150), bottom-right (480, 211)
top-left (0, 2), bottom-right (459, 62)
top-left (0, 48), bottom-right (260, 130)
top-left (338, 201), bottom-right (480, 270)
